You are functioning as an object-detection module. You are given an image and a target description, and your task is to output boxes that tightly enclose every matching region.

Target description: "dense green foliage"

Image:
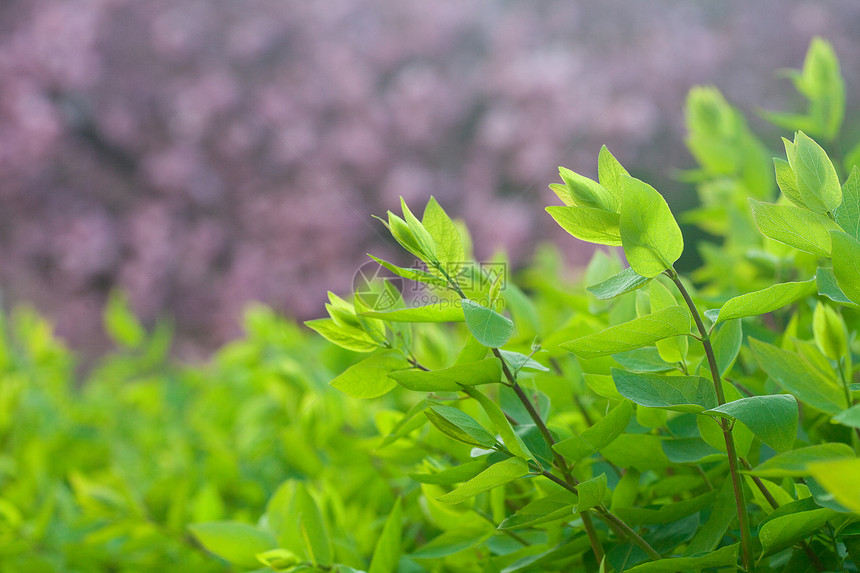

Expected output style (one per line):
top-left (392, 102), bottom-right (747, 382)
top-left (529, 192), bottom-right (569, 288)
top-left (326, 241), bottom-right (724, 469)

top-left (3, 37), bottom-right (860, 572)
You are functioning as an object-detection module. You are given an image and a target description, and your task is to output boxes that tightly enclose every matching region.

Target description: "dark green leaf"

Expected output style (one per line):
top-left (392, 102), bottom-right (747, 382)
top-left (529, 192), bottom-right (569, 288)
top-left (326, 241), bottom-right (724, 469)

top-left (612, 370), bottom-right (716, 413)
top-left (706, 395), bottom-right (798, 453)
top-left (623, 544), bottom-right (738, 572)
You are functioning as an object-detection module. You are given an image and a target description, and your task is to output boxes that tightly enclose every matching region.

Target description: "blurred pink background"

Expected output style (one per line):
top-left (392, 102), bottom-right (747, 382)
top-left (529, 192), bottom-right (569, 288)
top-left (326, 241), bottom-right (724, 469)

top-left (1, 0), bottom-right (858, 357)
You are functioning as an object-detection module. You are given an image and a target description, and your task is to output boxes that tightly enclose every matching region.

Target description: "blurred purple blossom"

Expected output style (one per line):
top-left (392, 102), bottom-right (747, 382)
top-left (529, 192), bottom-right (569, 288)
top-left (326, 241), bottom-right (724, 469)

top-left (0, 0), bottom-right (858, 356)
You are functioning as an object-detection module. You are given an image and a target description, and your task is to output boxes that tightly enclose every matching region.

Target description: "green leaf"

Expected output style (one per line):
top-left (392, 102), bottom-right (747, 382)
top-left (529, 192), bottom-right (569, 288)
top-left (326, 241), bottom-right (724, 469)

top-left (614, 490), bottom-right (717, 525)
top-left (400, 197), bottom-right (438, 261)
top-left (613, 348), bottom-right (674, 373)
top-left (304, 318), bottom-right (379, 353)
top-left (662, 437), bottom-right (724, 464)
top-left (410, 461), bottom-right (487, 485)
top-left (294, 483), bottom-right (332, 567)
top-left (711, 319), bottom-right (742, 376)
top-left (833, 404), bottom-right (860, 429)
top-left (188, 522), bottom-right (277, 568)
top-left (835, 166), bottom-right (860, 239)
top-left (759, 507), bottom-right (838, 557)
top-left (746, 443), bottom-right (856, 478)
top-left (683, 479), bottom-right (737, 556)
top-left (104, 290), bottom-right (146, 348)
top-left (649, 280), bottom-right (687, 363)
top-left (498, 350), bottom-right (549, 373)
top-left (465, 387), bottom-right (534, 462)
top-left (597, 145), bottom-right (630, 198)
top-left (498, 490), bottom-right (577, 530)
top-left (705, 395), bottom-right (798, 453)
top-left (368, 498), bottom-right (402, 573)
top-left (362, 302), bottom-right (465, 322)
top-left (329, 350), bottom-right (408, 399)
top-left (586, 266), bottom-right (651, 300)
top-left (793, 131), bottom-right (841, 213)
top-left (749, 199), bottom-right (841, 255)
top-left (557, 166), bottom-right (618, 211)
top-left (623, 544), bottom-right (738, 572)
top-left (367, 255), bottom-right (450, 288)
top-left (813, 302), bottom-right (848, 360)
top-left (437, 458), bottom-right (529, 504)
top-left (807, 458), bottom-right (860, 513)
top-left (574, 473), bottom-right (607, 512)
top-left (830, 230), bottom-right (860, 304)
top-left (462, 300), bottom-right (514, 348)
top-left (545, 206), bottom-right (622, 246)
top-left (713, 279), bottom-right (815, 323)
top-left (619, 175), bottom-right (684, 277)
top-left (612, 370), bottom-right (716, 413)
top-left (424, 405), bottom-right (497, 448)
top-left (749, 338), bottom-right (846, 414)
top-left (553, 400), bottom-right (633, 462)
top-left (774, 157), bottom-right (806, 208)
top-left (389, 358), bottom-right (501, 392)
top-left (560, 307), bottom-right (690, 359)
top-left (422, 197), bottom-right (465, 272)
top-left (409, 522), bottom-right (495, 559)
top-left (602, 433), bottom-right (670, 472)
top-left (816, 266), bottom-right (858, 306)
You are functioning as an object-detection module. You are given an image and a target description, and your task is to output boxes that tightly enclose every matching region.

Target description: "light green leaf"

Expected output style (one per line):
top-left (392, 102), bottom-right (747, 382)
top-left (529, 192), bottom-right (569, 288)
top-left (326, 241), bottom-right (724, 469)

top-left (746, 443), bottom-right (855, 478)
top-left (749, 199), bottom-right (841, 255)
top-left (422, 197), bottom-right (464, 272)
top-left (400, 197), bottom-right (437, 261)
top-left (706, 395), bottom-right (798, 453)
top-left (602, 433), bottom-right (670, 472)
top-left (807, 458), bottom-right (860, 513)
top-left (409, 522), bottom-right (495, 559)
top-left (557, 166), bottom-right (617, 211)
top-left (329, 350), bottom-right (408, 399)
top-left (304, 318), bottom-right (379, 353)
top-left (649, 280), bottom-right (687, 363)
top-left (714, 279), bottom-right (815, 323)
top-left (424, 405), bottom-right (497, 448)
top-left (362, 302), bottom-right (465, 322)
top-left (586, 266), bottom-right (651, 300)
top-left (368, 498), bottom-right (402, 573)
top-left (437, 458), bottom-right (529, 504)
top-left (188, 522), bottom-right (277, 568)
top-left (816, 266), bottom-right (858, 306)
top-left (834, 404), bottom-right (860, 429)
top-left (410, 461), bottom-right (487, 485)
top-left (499, 350), bottom-right (549, 373)
top-left (749, 337), bottom-right (846, 414)
top-left (759, 507), bottom-right (838, 557)
top-left (619, 175), bottom-right (684, 277)
top-left (574, 473), bottom-right (607, 513)
top-left (597, 145), bottom-right (629, 199)
top-left (546, 206), bottom-right (622, 246)
top-left (367, 255), bottom-right (450, 288)
top-left (611, 370), bottom-right (716, 413)
top-left (498, 490), bottom-right (577, 530)
top-left (793, 131), bottom-right (841, 213)
top-left (389, 358), bottom-right (501, 392)
top-left (711, 319), bottom-right (742, 376)
top-left (774, 157), bottom-right (805, 208)
top-left (462, 300), bottom-right (514, 348)
top-left (294, 483), bottom-right (332, 567)
top-left (465, 387), bottom-right (534, 462)
top-left (621, 544), bottom-right (739, 573)
top-left (554, 400), bottom-right (632, 462)
top-left (835, 166), bottom-right (860, 239)
top-left (104, 290), bottom-right (146, 348)
top-left (560, 307), bottom-right (690, 359)
top-left (813, 302), bottom-right (848, 360)
top-left (831, 230), bottom-right (860, 304)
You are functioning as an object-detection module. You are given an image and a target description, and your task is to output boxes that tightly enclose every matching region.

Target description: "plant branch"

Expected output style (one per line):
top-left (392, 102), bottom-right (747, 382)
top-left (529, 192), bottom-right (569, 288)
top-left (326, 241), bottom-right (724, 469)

top-left (667, 268), bottom-right (755, 572)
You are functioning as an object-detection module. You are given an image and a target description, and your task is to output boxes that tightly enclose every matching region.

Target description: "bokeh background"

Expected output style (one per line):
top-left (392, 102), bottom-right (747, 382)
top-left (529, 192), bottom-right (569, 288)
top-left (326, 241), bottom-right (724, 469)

top-left (1, 0), bottom-right (859, 358)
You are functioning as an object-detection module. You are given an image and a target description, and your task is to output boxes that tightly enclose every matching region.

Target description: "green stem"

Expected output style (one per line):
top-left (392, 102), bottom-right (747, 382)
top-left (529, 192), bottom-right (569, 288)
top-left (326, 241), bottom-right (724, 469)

top-left (667, 269), bottom-right (755, 573)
